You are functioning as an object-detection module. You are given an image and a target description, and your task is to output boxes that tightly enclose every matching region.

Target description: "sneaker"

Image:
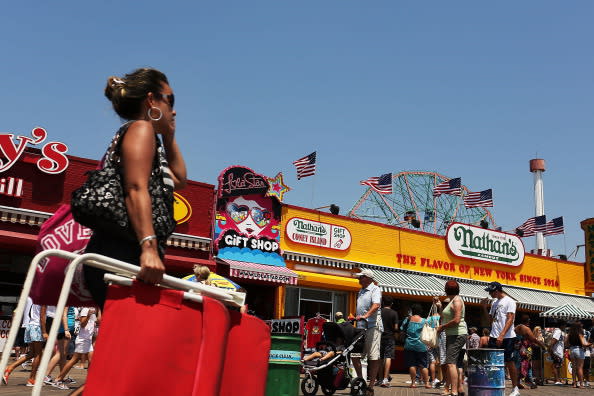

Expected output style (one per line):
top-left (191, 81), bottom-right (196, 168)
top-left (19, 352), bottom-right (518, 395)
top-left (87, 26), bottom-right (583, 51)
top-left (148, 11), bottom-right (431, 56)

top-left (53, 381), bottom-right (69, 390)
top-left (554, 381), bottom-right (563, 385)
top-left (432, 378), bottom-right (440, 388)
top-left (26, 379), bottom-right (35, 387)
top-left (63, 377), bottom-right (76, 384)
top-left (43, 375), bottom-right (54, 385)
top-left (380, 378), bottom-right (390, 388)
top-left (508, 386), bottom-right (520, 396)
top-left (2, 369), bottom-right (11, 385)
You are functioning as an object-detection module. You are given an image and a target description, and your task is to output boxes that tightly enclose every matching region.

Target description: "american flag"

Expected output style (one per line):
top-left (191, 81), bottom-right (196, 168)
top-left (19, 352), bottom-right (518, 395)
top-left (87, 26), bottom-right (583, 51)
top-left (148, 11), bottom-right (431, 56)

top-left (292, 152), bottom-right (316, 179)
top-left (360, 173), bottom-right (393, 194)
top-left (516, 215), bottom-right (547, 237)
top-left (463, 189), bottom-right (493, 208)
top-left (544, 216), bottom-right (564, 236)
top-left (433, 178), bottom-right (461, 197)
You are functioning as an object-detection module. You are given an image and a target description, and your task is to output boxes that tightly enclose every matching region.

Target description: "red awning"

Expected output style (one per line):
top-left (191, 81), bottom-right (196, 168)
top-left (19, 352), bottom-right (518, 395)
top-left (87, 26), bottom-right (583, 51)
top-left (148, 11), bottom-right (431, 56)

top-left (219, 259), bottom-right (298, 285)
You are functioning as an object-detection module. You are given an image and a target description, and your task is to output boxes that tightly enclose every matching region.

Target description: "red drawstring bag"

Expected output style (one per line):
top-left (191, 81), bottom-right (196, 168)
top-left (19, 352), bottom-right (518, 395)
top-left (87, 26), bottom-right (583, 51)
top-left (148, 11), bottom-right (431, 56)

top-left (30, 203), bottom-right (95, 305)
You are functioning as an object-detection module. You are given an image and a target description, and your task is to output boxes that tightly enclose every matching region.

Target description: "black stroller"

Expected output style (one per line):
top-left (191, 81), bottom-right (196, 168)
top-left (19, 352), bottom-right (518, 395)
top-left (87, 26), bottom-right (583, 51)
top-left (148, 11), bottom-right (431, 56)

top-left (301, 321), bottom-right (367, 396)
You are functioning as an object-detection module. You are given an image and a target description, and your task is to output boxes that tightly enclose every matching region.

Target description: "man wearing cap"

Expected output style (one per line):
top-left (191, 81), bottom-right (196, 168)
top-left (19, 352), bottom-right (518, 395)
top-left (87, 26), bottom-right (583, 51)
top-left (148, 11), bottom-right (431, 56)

top-left (335, 312), bottom-right (346, 324)
top-left (353, 268), bottom-right (383, 395)
top-left (481, 281), bottom-right (520, 396)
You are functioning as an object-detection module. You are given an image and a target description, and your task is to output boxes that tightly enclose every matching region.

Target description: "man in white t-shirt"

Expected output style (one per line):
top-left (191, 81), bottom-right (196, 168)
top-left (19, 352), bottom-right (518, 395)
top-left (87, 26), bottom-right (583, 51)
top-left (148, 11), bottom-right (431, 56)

top-left (549, 321), bottom-right (566, 385)
top-left (481, 281), bottom-right (520, 396)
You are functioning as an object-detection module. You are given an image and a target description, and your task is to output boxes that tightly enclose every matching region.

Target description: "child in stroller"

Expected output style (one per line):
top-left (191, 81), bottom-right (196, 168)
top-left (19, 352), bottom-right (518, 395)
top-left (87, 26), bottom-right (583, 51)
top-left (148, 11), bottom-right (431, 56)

top-left (301, 321), bottom-right (368, 396)
top-left (302, 340), bottom-right (341, 366)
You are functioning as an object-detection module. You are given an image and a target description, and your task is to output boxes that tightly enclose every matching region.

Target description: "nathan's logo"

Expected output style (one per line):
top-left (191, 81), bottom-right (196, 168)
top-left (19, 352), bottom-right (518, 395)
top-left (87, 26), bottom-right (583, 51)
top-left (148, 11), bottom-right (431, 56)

top-left (285, 217), bottom-right (352, 251)
top-left (446, 223), bottom-right (524, 267)
top-left (292, 219), bottom-right (327, 236)
top-left (0, 127), bottom-right (69, 174)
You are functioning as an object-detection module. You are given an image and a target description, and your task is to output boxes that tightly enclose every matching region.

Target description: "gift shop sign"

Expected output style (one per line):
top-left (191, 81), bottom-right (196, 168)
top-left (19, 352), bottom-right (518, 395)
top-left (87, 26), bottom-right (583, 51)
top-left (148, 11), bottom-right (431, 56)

top-left (0, 127), bottom-right (69, 174)
top-left (446, 223), bottom-right (524, 267)
top-left (286, 217), bottom-right (351, 251)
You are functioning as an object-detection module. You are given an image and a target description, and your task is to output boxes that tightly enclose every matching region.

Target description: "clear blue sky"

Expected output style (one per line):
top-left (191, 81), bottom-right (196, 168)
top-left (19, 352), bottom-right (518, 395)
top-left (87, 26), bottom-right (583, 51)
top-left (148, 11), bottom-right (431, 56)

top-left (2, 2), bottom-right (592, 262)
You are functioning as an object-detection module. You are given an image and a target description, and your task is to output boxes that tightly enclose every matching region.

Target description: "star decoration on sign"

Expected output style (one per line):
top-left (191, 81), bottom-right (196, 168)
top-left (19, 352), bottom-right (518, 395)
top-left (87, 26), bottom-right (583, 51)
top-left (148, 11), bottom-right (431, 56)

top-left (266, 172), bottom-right (291, 202)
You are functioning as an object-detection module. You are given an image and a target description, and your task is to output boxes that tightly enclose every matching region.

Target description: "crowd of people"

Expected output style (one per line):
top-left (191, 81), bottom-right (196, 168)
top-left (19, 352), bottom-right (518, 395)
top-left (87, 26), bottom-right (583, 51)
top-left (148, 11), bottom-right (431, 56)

top-left (349, 270), bottom-right (593, 396)
top-left (2, 297), bottom-right (99, 391)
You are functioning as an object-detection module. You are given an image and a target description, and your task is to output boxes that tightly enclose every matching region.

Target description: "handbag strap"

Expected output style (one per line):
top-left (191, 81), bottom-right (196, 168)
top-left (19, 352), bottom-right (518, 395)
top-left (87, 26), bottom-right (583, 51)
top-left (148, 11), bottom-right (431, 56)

top-left (102, 121), bottom-right (164, 176)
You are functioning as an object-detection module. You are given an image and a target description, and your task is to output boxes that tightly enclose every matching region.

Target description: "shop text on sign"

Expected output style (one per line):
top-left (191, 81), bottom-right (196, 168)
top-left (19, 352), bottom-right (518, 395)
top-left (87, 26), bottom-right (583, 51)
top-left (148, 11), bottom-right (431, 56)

top-left (0, 127), bottom-right (69, 174)
top-left (286, 217), bottom-right (352, 251)
top-left (396, 253), bottom-right (559, 287)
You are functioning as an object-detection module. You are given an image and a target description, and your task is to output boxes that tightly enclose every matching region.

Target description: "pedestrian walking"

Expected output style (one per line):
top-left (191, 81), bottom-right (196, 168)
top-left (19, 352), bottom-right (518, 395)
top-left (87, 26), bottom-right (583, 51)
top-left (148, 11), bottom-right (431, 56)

top-left (481, 281), bottom-right (520, 396)
top-left (436, 280), bottom-right (467, 396)
top-left (353, 269), bottom-right (382, 395)
top-left (378, 295), bottom-right (398, 388)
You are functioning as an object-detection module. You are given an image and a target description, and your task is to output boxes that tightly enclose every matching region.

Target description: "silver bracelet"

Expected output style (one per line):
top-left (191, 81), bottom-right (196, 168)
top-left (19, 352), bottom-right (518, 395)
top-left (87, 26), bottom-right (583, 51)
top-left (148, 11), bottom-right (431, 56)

top-left (139, 235), bottom-right (157, 246)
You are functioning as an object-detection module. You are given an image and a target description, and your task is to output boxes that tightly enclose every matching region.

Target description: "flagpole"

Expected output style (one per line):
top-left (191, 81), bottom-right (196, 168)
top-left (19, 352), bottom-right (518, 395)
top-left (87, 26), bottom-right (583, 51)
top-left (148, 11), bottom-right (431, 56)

top-left (309, 151), bottom-right (317, 209)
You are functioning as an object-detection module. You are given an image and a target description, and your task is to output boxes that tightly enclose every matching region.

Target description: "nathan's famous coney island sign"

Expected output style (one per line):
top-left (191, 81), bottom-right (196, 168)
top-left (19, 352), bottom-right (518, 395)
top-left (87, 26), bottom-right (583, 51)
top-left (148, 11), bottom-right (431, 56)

top-left (446, 223), bottom-right (525, 266)
top-left (286, 217), bottom-right (352, 251)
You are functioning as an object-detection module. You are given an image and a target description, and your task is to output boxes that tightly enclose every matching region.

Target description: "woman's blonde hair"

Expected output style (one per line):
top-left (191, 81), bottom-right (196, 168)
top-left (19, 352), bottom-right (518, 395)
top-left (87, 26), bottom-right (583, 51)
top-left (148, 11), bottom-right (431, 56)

top-left (193, 265), bottom-right (211, 281)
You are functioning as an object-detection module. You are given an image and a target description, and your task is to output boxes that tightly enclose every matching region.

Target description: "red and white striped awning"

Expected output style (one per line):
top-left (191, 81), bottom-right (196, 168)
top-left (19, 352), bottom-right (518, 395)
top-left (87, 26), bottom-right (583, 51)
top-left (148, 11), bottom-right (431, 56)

top-left (221, 259), bottom-right (298, 285)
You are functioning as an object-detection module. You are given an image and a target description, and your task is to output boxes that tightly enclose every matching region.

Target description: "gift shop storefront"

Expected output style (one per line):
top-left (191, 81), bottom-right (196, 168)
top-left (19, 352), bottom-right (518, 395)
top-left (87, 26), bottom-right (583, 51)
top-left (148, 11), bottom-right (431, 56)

top-left (0, 128), bottom-right (216, 317)
top-left (212, 166), bottom-right (298, 320)
top-left (279, 205), bottom-right (594, 326)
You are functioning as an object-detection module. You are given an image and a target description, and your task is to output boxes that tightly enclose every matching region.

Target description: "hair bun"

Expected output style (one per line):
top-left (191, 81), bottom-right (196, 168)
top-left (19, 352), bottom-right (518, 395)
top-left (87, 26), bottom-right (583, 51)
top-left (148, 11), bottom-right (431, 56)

top-left (104, 76), bottom-right (125, 101)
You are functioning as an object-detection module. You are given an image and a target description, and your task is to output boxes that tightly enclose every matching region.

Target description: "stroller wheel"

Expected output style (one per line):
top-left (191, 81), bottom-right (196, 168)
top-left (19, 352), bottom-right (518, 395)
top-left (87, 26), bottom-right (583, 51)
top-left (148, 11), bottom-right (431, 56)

top-left (321, 385), bottom-right (336, 395)
top-left (350, 377), bottom-right (367, 396)
top-left (301, 375), bottom-right (319, 396)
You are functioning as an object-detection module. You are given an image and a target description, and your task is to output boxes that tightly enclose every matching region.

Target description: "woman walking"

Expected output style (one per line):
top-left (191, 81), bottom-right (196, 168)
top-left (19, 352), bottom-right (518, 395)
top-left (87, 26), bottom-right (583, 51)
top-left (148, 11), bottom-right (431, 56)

top-left (402, 304), bottom-right (431, 389)
top-left (71, 67), bottom-right (186, 396)
top-left (436, 280), bottom-right (468, 396)
top-left (566, 321), bottom-right (592, 388)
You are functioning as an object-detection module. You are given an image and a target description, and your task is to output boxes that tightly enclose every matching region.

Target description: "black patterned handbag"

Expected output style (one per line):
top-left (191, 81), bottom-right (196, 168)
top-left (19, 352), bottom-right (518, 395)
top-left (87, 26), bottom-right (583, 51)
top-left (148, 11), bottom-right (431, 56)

top-left (71, 123), bottom-right (176, 242)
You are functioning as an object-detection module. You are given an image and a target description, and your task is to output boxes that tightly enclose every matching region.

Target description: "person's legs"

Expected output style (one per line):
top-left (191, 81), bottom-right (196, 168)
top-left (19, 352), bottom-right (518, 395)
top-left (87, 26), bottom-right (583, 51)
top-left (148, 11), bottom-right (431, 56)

top-left (409, 366), bottom-right (418, 386)
top-left (420, 366), bottom-right (430, 387)
top-left (576, 358), bottom-right (584, 387)
top-left (383, 357), bottom-right (391, 380)
top-left (55, 353), bottom-right (81, 383)
top-left (28, 341), bottom-right (44, 383)
top-left (447, 363), bottom-right (459, 395)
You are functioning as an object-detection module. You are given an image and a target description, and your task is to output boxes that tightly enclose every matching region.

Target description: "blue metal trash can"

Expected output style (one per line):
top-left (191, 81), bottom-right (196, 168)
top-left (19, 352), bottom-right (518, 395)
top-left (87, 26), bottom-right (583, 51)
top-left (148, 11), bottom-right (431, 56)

top-left (467, 348), bottom-right (505, 396)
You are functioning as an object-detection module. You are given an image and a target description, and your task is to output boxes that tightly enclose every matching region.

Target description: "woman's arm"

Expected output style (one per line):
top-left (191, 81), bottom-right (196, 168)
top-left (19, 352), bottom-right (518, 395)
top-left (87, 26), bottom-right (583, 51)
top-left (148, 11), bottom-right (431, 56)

top-left (161, 133), bottom-right (187, 190)
top-left (120, 121), bottom-right (164, 284)
top-left (62, 307), bottom-right (71, 339)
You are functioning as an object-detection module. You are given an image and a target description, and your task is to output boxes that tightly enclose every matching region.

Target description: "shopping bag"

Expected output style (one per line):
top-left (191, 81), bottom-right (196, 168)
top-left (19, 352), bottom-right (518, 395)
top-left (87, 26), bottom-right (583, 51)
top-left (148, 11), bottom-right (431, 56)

top-left (420, 304), bottom-right (438, 348)
top-left (30, 204), bottom-right (94, 306)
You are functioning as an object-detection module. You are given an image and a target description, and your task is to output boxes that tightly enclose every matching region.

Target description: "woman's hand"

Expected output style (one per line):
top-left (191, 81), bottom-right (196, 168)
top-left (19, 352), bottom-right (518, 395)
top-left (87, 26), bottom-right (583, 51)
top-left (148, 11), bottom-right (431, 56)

top-left (137, 247), bottom-right (165, 284)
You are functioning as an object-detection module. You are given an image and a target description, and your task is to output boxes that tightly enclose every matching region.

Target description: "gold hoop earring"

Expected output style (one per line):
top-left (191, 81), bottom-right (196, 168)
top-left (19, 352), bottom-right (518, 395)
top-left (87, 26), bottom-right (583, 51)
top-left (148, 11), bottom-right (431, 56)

top-left (147, 106), bottom-right (162, 121)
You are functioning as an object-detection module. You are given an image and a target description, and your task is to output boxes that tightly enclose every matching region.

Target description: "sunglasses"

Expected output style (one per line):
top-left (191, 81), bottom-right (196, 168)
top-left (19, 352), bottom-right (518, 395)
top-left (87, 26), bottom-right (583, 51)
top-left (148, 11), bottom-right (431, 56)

top-left (226, 203), bottom-right (271, 228)
top-left (155, 92), bottom-right (175, 108)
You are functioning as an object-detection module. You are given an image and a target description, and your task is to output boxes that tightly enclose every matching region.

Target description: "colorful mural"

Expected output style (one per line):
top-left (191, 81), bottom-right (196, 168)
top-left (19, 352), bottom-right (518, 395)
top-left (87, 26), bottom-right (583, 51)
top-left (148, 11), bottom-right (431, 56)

top-left (214, 166), bottom-right (285, 266)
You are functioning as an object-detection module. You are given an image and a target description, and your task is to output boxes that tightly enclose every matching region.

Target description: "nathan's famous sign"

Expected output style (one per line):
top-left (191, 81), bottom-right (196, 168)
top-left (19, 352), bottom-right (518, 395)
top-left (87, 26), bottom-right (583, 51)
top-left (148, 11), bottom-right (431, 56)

top-left (285, 217), bottom-right (351, 251)
top-left (446, 223), bottom-right (525, 267)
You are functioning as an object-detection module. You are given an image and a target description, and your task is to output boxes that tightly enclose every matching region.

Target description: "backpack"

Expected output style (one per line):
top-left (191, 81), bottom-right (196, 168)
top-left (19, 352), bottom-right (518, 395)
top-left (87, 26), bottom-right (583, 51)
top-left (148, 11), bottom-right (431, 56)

top-left (30, 204), bottom-right (95, 305)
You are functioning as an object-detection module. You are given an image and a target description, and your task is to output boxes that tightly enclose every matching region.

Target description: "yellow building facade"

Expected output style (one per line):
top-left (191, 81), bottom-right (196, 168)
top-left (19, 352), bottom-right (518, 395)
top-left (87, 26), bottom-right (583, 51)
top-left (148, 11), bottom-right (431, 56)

top-left (278, 205), bottom-right (592, 320)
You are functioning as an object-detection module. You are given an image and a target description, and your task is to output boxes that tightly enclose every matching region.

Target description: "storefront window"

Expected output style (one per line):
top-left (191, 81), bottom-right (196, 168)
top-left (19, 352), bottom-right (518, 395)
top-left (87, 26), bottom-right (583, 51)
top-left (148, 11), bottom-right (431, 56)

top-left (284, 287), bottom-right (347, 321)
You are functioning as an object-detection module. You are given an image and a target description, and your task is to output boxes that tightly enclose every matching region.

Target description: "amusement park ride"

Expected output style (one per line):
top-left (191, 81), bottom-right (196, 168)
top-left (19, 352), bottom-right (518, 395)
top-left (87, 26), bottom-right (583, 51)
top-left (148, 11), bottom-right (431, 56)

top-left (348, 171), bottom-right (496, 235)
